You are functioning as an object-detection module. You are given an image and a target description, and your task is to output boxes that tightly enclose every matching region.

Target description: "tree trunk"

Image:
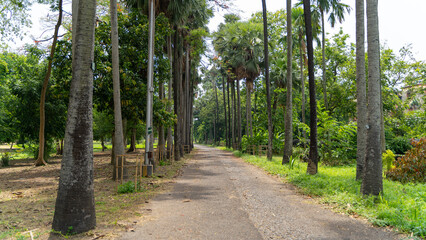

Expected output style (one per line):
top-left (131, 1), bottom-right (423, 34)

top-left (361, 0), bottom-right (383, 196)
top-left (300, 34), bottom-right (307, 142)
top-left (173, 27), bottom-right (181, 161)
top-left (214, 78), bottom-right (219, 144)
top-left (157, 75), bottom-right (165, 159)
top-left (35, 0), bottom-right (63, 166)
top-left (321, 9), bottom-right (328, 110)
top-left (166, 35), bottom-right (173, 159)
top-left (236, 79), bottom-right (242, 150)
top-left (127, 127), bottom-right (137, 152)
top-left (355, 0), bottom-right (367, 181)
top-left (101, 137), bottom-right (106, 152)
top-left (227, 80), bottom-right (231, 148)
top-left (222, 76), bottom-right (228, 148)
top-left (283, 0), bottom-right (293, 164)
top-left (231, 80), bottom-right (236, 149)
top-left (303, 0), bottom-right (319, 175)
top-left (110, 0), bottom-right (127, 180)
top-left (246, 79), bottom-right (253, 138)
top-left (52, 0), bottom-right (96, 233)
top-left (262, 0), bottom-right (273, 160)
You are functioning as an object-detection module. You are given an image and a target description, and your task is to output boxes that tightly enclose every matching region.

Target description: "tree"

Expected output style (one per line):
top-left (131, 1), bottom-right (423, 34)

top-left (35, 0), bottom-right (63, 166)
top-left (361, 0), bottom-right (383, 196)
top-left (0, 0), bottom-right (32, 40)
top-left (303, 0), bottom-right (319, 174)
top-left (262, 0), bottom-right (273, 160)
top-left (355, 0), bottom-right (367, 181)
top-left (110, 0), bottom-right (127, 179)
top-left (52, 0), bottom-right (97, 233)
top-left (282, 0), bottom-right (293, 164)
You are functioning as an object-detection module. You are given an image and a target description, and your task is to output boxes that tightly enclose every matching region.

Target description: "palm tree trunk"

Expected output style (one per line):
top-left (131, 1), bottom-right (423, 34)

top-left (166, 35), bottom-right (173, 159)
top-left (231, 80), bottom-right (236, 149)
top-left (173, 27), bottom-right (181, 161)
top-left (222, 76), bottom-right (228, 148)
top-left (300, 36), bottom-right (307, 142)
top-left (35, 0), bottom-right (63, 166)
top-left (52, 0), bottom-right (96, 233)
top-left (227, 80), bottom-right (231, 148)
top-left (262, 0), bottom-right (273, 160)
top-left (283, 0), bottom-right (293, 164)
top-left (214, 78), bottom-right (219, 145)
top-left (236, 79), bottom-right (242, 150)
top-left (361, 0), bottom-right (383, 196)
top-left (356, 0), bottom-right (367, 181)
top-left (321, 9), bottom-right (328, 110)
top-left (110, 0), bottom-right (126, 179)
top-left (303, 0), bottom-right (319, 175)
top-left (246, 79), bottom-right (253, 138)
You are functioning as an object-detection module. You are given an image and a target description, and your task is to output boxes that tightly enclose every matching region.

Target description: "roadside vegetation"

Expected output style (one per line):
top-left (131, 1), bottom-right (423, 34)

top-left (216, 146), bottom-right (425, 238)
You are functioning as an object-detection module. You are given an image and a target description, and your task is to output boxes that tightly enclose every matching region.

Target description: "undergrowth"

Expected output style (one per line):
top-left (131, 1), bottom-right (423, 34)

top-left (230, 150), bottom-right (426, 238)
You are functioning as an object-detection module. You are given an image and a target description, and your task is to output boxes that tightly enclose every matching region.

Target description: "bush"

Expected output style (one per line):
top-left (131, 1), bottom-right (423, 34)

top-left (386, 138), bottom-right (426, 183)
top-left (382, 149), bottom-right (395, 172)
top-left (117, 181), bottom-right (135, 194)
top-left (388, 136), bottom-right (412, 154)
top-left (31, 141), bottom-right (54, 161)
top-left (1, 152), bottom-right (11, 167)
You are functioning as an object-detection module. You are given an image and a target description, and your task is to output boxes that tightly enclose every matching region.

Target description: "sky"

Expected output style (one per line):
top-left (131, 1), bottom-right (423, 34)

top-left (9, 0), bottom-right (426, 62)
top-left (208, 0), bottom-right (426, 61)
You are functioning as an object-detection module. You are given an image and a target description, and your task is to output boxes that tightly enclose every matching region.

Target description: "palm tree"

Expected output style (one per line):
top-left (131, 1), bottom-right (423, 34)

top-left (35, 0), bottom-right (63, 166)
top-left (299, 0), bottom-right (350, 110)
top-left (303, 0), bottom-right (318, 174)
top-left (111, 0), bottom-right (127, 179)
top-left (261, 0), bottom-right (273, 160)
top-left (282, 0), bottom-right (293, 164)
top-left (361, 0), bottom-right (383, 196)
top-left (52, 0), bottom-right (97, 233)
top-left (355, 0), bottom-right (367, 181)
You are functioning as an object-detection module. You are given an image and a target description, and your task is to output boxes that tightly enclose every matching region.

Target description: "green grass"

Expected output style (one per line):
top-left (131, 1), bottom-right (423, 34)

top-left (228, 150), bottom-right (426, 238)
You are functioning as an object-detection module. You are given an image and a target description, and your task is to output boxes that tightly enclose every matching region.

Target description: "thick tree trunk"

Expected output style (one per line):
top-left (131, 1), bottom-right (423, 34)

top-left (35, 0), bottom-right (63, 166)
top-left (262, 0), bottom-right (273, 160)
top-left (303, 0), bottom-right (319, 174)
top-left (110, 0), bottom-right (126, 180)
top-left (283, 0), bottom-right (293, 164)
top-left (127, 127), bottom-right (137, 152)
top-left (300, 35), bottom-right (307, 142)
top-left (173, 27), bottom-right (182, 161)
top-left (361, 0), bottom-right (383, 196)
top-left (356, 0), bottom-right (367, 181)
top-left (246, 79), bottom-right (253, 138)
top-left (52, 0), bottom-right (96, 233)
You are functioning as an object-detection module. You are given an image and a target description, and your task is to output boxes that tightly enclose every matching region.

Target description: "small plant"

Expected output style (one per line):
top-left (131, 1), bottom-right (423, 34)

top-left (1, 152), bottom-right (11, 167)
top-left (382, 149), bottom-right (395, 172)
top-left (117, 181), bottom-right (135, 194)
top-left (388, 136), bottom-right (412, 154)
top-left (289, 156), bottom-right (297, 170)
top-left (386, 138), bottom-right (426, 183)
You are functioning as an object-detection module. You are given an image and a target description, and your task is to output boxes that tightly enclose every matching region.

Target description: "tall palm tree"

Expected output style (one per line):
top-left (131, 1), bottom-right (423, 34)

top-left (361, 0), bottom-right (382, 196)
top-left (111, 0), bottom-right (127, 179)
top-left (52, 0), bottom-right (97, 233)
top-left (303, 0), bottom-right (318, 174)
top-left (355, 0), bottom-right (367, 181)
top-left (261, 0), bottom-right (273, 160)
top-left (283, 0), bottom-right (293, 164)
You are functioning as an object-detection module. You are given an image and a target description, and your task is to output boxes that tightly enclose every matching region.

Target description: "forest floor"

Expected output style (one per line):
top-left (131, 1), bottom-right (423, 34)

top-left (121, 145), bottom-right (405, 240)
top-left (0, 149), bottom-right (187, 240)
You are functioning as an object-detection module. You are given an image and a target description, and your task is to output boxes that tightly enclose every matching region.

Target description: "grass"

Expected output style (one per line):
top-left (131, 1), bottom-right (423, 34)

top-left (226, 149), bottom-right (426, 238)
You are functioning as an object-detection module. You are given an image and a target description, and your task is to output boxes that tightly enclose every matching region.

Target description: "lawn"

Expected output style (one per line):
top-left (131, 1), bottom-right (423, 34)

top-left (218, 147), bottom-right (426, 238)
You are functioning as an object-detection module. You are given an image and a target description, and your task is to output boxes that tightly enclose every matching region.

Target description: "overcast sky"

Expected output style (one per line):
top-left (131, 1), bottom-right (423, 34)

top-left (10, 0), bottom-right (426, 62)
top-left (208, 0), bottom-right (426, 61)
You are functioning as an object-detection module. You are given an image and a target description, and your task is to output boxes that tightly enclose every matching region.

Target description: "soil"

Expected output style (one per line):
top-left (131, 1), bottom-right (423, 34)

top-left (0, 150), bottom-right (186, 240)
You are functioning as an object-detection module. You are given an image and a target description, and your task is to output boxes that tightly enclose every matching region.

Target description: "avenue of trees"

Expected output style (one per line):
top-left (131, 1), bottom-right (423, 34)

top-left (0, 0), bottom-right (425, 235)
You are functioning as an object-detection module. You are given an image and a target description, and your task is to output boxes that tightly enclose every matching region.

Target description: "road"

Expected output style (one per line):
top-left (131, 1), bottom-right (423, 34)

top-left (120, 145), bottom-right (399, 240)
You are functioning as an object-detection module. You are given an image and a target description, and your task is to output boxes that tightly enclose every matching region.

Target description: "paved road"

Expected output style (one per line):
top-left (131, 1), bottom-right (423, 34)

top-left (120, 145), bottom-right (399, 240)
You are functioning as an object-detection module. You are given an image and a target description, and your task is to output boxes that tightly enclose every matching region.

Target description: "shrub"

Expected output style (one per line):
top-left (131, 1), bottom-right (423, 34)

top-left (388, 136), bottom-right (412, 154)
top-left (1, 152), bottom-right (11, 167)
top-left (386, 138), bottom-right (426, 183)
top-left (117, 181), bottom-right (135, 194)
top-left (382, 149), bottom-right (395, 172)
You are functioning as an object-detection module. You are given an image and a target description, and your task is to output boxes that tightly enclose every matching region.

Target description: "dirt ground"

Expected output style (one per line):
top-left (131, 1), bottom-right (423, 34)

top-left (0, 150), bottom-right (186, 240)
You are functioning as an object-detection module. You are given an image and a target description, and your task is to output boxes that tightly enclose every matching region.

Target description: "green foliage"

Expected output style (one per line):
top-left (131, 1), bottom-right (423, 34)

top-left (316, 105), bottom-right (357, 165)
top-left (227, 149), bottom-right (426, 237)
top-left (388, 136), bottom-right (412, 155)
top-left (1, 152), bottom-right (11, 167)
top-left (30, 140), bottom-right (54, 161)
top-left (117, 181), bottom-right (136, 194)
top-left (386, 138), bottom-right (426, 183)
top-left (382, 149), bottom-right (395, 172)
